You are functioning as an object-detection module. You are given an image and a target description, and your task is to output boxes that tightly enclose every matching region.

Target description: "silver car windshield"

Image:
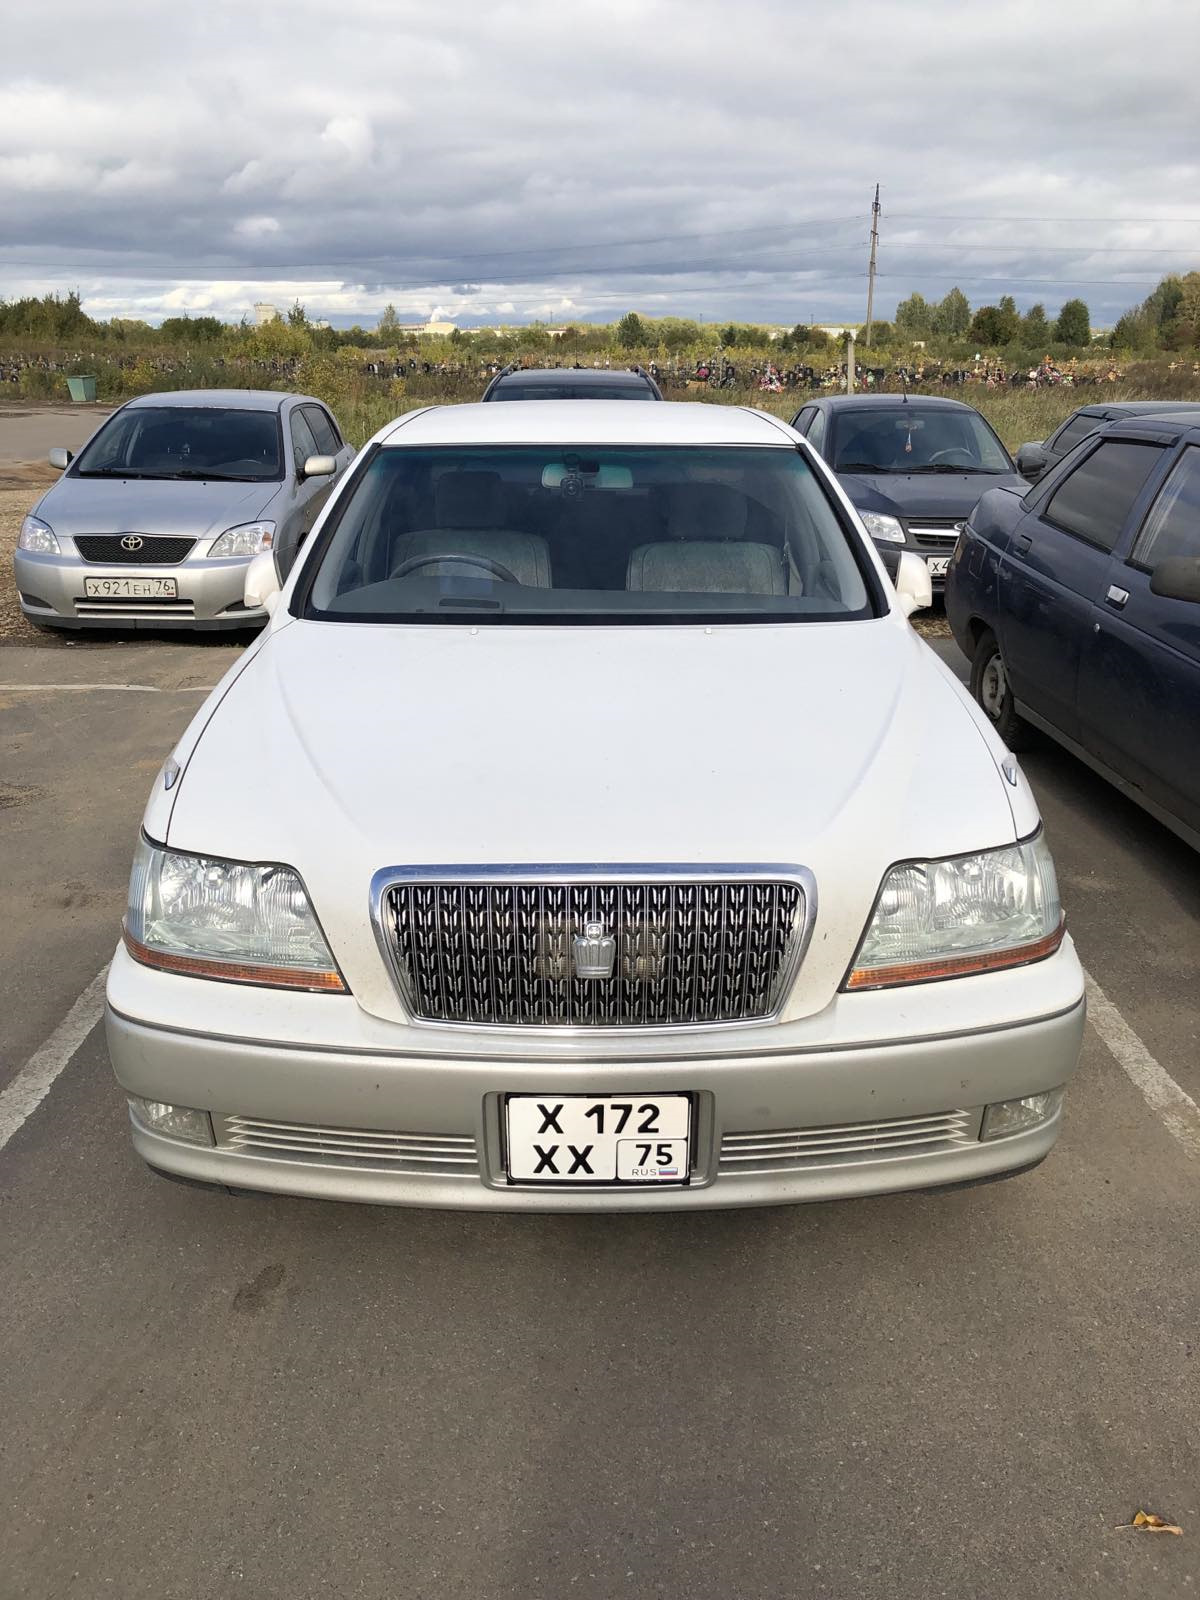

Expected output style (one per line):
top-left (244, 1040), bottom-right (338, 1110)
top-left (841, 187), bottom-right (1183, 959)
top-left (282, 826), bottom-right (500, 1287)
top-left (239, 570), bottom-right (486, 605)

top-left (303, 445), bottom-right (879, 624)
top-left (73, 406), bottom-right (282, 482)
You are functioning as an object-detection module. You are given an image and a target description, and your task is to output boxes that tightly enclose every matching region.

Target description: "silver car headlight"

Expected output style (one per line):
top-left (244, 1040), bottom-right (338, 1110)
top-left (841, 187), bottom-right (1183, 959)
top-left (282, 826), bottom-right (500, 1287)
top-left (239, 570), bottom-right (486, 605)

top-left (208, 520), bottom-right (275, 558)
top-left (845, 833), bottom-right (1064, 990)
top-left (18, 515), bottom-right (60, 554)
top-left (858, 511), bottom-right (905, 543)
top-left (124, 836), bottom-right (346, 992)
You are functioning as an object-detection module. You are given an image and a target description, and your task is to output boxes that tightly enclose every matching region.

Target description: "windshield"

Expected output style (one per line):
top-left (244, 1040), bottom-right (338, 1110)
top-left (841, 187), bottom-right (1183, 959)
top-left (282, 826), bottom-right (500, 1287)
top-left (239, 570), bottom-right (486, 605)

top-left (73, 405), bottom-right (283, 481)
top-left (832, 407), bottom-right (1012, 474)
top-left (492, 384), bottom-right (655, 401)
top-left (303, 445), bottom-right (878, 625)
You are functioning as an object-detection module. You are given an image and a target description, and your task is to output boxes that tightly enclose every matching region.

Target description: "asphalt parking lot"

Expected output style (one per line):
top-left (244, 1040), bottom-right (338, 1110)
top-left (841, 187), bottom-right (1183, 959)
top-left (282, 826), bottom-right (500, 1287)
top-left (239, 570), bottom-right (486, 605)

top-left (2, 577), bottom-right (1198, 1595)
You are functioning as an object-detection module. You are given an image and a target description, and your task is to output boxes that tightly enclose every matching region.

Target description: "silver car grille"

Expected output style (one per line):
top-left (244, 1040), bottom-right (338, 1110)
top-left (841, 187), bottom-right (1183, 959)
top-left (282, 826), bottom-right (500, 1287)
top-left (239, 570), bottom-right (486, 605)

top-left (74, 534), bottom-right (196, 564)
top-left (379, 875), bottom-right (809, 1027)
top-left (218, 1116), bottom-right (478, 1174)
top-left (719, 1110), bottom-right (976, 1173)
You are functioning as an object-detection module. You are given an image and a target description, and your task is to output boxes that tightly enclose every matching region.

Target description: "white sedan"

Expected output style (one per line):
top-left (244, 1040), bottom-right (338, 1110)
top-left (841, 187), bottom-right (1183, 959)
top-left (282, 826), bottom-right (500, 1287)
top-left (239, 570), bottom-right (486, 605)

top-left (105, 400), bottom-right (1084, 1210)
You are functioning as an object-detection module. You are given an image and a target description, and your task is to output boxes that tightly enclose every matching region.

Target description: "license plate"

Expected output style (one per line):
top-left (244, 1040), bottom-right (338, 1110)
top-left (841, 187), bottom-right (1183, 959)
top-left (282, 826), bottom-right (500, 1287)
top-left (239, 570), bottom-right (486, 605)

top-left (926, 556), bottom-right (951, 579)
top-left (83, 576), bottom-right (178, 599)
top-left (505, 1094), bottom-right (691, 1184)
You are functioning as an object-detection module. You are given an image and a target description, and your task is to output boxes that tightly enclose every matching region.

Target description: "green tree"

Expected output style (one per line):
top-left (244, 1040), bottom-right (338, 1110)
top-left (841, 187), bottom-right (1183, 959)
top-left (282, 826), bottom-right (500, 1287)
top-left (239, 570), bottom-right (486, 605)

top-left (656, 318), bottom-right (702, 352)
top-left (787, 323), bottom-right (830, 352)
top-left (160, 314), bottom-right (223, 342)
top-left (858, 321), bottom-right (892, 345)
top-left (995, 295), bottom-right (1021, 343)
top-left (616, 311), bottom-right (647, 349)
top-left (1020, 304), bottom-right (1051, 346)
top-left (931, 287), bottom-right (971, 336)
top-left (894, 291), bottom-right (933, 337)
top-left (719, 324), bottom-right (739, 347)
top-left (287, 299), bottom-right (308, 328)
top-left (1054, 299), bottom-right (1091, 346)
top-left (1142, 275), bottom-right (1184, 338)
top-left (969, 305), bottom-right (1012, 345)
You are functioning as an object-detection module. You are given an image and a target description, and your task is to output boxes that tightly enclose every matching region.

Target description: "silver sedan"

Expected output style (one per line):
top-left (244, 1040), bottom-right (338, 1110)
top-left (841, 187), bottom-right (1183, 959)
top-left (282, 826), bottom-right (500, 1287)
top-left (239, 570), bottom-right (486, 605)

top-left (13, 389), bottom-right (354, 631)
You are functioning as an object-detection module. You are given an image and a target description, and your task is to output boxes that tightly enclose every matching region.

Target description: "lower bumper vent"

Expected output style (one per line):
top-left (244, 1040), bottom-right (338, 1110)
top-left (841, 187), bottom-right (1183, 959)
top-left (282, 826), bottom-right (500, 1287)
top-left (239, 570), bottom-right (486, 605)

top-left (719, 1110), bottom-right (976, 1173)
top-left (217, 1116), bottom-right (479, 1175)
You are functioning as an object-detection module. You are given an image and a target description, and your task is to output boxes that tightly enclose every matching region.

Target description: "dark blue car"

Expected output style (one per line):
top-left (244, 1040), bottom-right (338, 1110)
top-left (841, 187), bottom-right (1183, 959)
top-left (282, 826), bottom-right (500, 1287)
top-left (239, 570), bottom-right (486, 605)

top-left (791, 394), bottom-right (1026, 590)
top-left (946, 415), bottom-right (1200, 850)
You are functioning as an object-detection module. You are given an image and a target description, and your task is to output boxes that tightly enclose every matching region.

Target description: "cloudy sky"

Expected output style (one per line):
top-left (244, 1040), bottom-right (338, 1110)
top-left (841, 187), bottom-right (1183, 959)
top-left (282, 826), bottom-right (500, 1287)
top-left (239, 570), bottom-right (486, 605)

top-left (2, 0), bottom-right (1198, 330)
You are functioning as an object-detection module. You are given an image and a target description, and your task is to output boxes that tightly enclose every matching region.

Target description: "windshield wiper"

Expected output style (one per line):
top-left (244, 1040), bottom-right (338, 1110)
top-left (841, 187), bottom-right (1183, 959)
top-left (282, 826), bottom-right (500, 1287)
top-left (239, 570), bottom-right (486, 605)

top-left (158, 469), bottom-right (265, 481)
top-left (836, 461), bottom-right (899, 473)
top-left (904, 464), bottom-right (997, 475)
top-left (76, 468), bottom-right (174, 479)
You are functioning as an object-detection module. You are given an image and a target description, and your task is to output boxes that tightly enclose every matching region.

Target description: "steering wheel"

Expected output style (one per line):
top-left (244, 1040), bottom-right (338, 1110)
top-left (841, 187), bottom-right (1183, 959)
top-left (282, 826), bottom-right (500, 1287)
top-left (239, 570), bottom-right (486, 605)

top-left (393, 552), bottom-right (521, 584)
top-left (928, 448), bottom-right (977, 466)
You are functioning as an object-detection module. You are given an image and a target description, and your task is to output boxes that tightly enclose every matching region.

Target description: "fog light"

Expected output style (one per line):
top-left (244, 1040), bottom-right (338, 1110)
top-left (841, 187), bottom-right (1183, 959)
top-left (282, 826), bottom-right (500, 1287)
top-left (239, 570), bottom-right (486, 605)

top-left (128, 1097), bottom-right (214, 1147)
top-left (980, 1089), bottom-right (1063, 1141)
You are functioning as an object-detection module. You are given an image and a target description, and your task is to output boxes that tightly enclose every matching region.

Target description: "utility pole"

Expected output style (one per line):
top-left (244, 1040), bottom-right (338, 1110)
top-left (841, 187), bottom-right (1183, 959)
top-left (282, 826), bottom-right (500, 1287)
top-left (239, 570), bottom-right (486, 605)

top-left (864, 183), bottom-right (881, 348)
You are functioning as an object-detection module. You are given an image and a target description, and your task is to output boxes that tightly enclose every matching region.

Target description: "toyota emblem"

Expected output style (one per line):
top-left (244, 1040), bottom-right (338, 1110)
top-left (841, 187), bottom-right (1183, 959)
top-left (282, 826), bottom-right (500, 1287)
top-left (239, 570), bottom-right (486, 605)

top-left (120, 534), bottom-right (144, 552)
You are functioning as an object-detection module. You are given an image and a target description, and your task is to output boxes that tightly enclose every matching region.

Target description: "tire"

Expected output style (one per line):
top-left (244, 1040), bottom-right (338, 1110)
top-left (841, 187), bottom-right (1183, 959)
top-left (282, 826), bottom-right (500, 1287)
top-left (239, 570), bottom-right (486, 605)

top-left (969, 628), bottom-right (1031, 750)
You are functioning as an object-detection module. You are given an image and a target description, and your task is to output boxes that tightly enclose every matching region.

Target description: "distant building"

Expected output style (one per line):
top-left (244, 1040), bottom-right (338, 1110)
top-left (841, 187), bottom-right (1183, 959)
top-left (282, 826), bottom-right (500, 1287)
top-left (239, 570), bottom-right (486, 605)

top-left (253, 302), bottom-right (282, 325)
top-left (393, 315), bottom-right (458, 337)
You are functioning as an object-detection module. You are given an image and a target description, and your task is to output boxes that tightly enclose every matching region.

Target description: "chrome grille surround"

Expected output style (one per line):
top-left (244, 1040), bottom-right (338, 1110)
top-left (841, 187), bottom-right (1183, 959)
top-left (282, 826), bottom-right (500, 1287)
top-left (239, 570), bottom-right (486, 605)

top-left (370, 864), bottom-right (816, 1031)
top-left (720, 1109), bottom-right (977, 1173)
top-left (217, 1115), bottom-right (478, 1174)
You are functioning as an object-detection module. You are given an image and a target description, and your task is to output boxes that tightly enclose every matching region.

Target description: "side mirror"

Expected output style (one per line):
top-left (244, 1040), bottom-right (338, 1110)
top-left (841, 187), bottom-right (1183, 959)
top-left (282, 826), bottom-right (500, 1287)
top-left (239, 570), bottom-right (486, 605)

top-left (244, 550), bottom-right (282, 615)
top-left (1149, 556), bottom-right (1200, 604)
top-left (302, 454), bottom-right (337, 479)
top-left (48, 447), bottom-right (73, 470)
top-left (1016, 442), bottom-right (1048, 480)
top-left (894, 551), bottom-right (933, 617)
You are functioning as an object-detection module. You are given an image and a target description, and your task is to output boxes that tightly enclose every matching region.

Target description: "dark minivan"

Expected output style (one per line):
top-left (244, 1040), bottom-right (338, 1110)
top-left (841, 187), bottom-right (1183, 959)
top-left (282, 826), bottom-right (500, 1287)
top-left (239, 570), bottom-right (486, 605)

top-left (946, 415), bottom-right (1200, 850)
top-left (791, 394), bottom-right (1025, 590)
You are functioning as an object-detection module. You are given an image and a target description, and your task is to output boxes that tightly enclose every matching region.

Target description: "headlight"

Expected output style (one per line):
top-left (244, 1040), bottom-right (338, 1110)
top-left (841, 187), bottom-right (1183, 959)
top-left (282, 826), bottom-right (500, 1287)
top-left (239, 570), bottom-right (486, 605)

top-left (858, 511), bottom-right (905, 543)
top-left (208, 521), bottom-right (275, 558)
top-left (123, 836), bottom-right (346, 992)
top-left (845, 833), bottom-right (1063, 990)
top-left (18, 515), bottom-right (60, 554)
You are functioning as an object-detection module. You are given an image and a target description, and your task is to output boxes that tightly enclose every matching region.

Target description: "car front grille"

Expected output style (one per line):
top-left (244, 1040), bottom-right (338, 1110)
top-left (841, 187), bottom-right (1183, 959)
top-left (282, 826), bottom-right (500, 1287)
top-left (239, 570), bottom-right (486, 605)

top-left (380, 874), bottom-right (808, 1027)
top-left (906, 520), bottom-right (963, 549)
top-left (217, 1116), bottom-right (479, 1174)
top-left (74, 535), bottom-right (197, 563)
top-left (719, 1110), bottom-right (977, 1173)
top-left (73, 598), bottom-right (195, 619)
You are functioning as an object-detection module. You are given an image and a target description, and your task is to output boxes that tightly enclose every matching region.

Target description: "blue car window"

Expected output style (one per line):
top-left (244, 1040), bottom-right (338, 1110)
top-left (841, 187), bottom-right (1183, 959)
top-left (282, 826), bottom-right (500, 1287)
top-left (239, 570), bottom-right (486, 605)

top-left (1132, 445), bottom-right (1200, 567)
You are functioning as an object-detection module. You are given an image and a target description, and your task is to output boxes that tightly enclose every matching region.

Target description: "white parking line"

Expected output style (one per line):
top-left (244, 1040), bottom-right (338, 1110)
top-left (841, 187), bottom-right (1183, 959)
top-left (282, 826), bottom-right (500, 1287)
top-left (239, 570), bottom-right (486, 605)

top-left (1083, 969), bottom-right (1200, 1160)
top-left (0, 684), bottom-right (216, 694)
top-left (0, 966), bottom-right (109, 1153)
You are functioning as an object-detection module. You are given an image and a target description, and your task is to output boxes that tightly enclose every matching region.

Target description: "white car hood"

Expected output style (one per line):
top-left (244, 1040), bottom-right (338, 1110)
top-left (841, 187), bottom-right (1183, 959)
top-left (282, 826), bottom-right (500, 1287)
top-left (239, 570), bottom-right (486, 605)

top-left (163, 617), bottom-right (1022, 1021)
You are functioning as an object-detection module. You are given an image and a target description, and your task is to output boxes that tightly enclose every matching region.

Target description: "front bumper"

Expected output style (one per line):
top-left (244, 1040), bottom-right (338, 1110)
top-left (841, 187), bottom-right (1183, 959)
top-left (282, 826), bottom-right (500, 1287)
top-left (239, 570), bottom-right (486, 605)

top-left (106, 948), bottom-right (1085, 1212)
top-left (14, 547), bottom-right (266, 630)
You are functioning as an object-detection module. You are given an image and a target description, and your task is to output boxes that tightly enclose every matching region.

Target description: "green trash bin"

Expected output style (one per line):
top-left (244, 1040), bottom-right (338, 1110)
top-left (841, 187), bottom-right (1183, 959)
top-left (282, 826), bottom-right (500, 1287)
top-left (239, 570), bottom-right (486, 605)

top-left (66, 375), bottom-right (97, 403)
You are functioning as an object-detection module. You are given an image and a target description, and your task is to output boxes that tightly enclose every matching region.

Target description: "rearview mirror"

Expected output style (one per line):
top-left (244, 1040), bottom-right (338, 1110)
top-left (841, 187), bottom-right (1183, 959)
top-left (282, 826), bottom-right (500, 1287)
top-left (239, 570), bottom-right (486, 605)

top-left (244, 550), bottom-right (282, 615)
top-left (302, 454), bottom-right (337, 479)
top-left (893, 550), bottom-right (933, 617)
top-left (48, 447), bottom-right (72, 470)
top-left (1149, 556), bottom-right (1200, 604)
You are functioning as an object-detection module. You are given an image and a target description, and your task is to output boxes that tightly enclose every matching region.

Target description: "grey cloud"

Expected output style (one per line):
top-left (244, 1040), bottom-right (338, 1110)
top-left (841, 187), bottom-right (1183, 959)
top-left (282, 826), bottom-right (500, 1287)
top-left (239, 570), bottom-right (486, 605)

top-left (1, 0), bottom-right (1198, 327)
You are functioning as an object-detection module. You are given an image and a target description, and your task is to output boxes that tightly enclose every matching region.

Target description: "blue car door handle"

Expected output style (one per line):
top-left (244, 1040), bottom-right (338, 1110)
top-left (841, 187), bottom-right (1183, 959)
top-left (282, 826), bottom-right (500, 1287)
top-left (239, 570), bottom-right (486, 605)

top-left (1105, 584), bottom-right (1129, 609)
top-left (1014, 531), bottom-right (1033, 554)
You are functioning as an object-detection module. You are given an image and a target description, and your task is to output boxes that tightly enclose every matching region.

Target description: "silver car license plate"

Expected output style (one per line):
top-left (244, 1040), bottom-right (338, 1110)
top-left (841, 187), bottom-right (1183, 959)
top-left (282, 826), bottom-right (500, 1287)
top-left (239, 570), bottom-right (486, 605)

top-left (925, 556), bottom-right (951, 578)
top-left (83, 576), bottom-right (178, 599)
top-left (505, 1094), bottom-right (691, 1184)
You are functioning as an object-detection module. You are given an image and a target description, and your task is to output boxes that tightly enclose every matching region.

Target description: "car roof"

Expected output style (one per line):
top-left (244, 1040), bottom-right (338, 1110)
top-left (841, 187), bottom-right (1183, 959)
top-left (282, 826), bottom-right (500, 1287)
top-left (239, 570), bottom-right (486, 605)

top-left (1102, 414), bottom-right (1200, 441)
top-left (380, 400), bottom-right (796, 448)
top-left (490, 367), bottom-right (655, 389)
top-left (811, 394), bottom-right (984, 412)
top-left (123, 389), bottom-right (302, 411)
top-left (1077, 400), bottom-right (1200, 417)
